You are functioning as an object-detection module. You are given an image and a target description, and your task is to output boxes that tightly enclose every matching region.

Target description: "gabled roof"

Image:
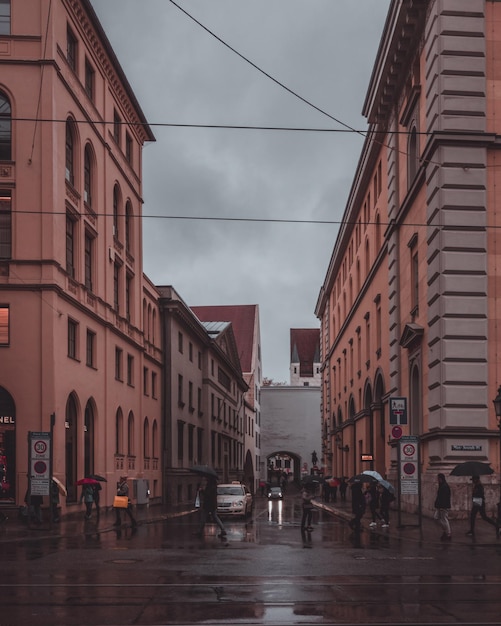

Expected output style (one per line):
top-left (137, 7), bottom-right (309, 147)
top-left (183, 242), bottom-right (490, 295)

top-left (191, 305), bottom-right (258, 374)
top-left (290, 328), bottom-right (320, 377)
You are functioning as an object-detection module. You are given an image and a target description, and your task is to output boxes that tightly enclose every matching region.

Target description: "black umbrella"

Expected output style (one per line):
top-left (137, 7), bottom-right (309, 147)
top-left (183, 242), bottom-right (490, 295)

top-left (301, 475), bottom-right (321, 485)
top-left (349, 473), bottom-right (379, 484)
top-left (87, 474), bottom-right (107, 482)
top-left (450, 461), bottom-right (494, 477)
top-left (191, 465), bottom-right (218, 480)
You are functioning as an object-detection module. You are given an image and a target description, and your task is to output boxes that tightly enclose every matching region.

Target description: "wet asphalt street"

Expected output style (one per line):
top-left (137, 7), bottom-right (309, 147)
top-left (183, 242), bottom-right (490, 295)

top-left (1, 493), bottom-right (501, 626)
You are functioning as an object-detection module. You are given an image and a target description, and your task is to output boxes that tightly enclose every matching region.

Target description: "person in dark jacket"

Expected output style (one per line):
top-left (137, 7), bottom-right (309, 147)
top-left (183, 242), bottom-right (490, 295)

top-left (368, 482), bottom-right (383, 528)
top-left (379, 485), bottom-right (394, 528)
top-left (196, 476), bottom-right (226, 538)
top-left (434, 473), bottom-right (451, 541)
top-left (466, 475), bottom-right (498, 536)
top-left (113, 475), bottom-right (137, 528)
top-left (348, 481), bottom-right (366, 532)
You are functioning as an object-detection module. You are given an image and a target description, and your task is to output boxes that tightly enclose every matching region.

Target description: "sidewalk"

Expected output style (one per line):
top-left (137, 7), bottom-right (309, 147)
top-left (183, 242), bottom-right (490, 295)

top-left (313, 497), bottom-right (501, 546)
top-left (0, 503), bottom-right (191, 544)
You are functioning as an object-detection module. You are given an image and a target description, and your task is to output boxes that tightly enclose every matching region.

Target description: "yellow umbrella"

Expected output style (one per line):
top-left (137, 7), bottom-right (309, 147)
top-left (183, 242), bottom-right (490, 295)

top-left (52, 476), bottom-right (67, 496)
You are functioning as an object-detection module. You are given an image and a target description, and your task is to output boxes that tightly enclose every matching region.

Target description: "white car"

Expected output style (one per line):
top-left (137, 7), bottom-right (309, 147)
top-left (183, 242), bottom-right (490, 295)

top-left (217, 483), bottom-right (253, 517)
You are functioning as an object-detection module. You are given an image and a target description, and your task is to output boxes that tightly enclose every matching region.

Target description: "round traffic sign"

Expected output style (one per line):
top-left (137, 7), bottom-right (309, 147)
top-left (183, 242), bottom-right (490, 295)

top-left (391, 425), bottom-right (403, 440)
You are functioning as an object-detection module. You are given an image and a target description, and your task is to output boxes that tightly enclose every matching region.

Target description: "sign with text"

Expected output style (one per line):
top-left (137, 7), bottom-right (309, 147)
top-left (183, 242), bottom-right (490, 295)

top-left (29, 431), bottom-right (51, 496)
top-left (399, 435), bottom-right (419, 495)
top-left (389, 396), bottom-right (408, 425)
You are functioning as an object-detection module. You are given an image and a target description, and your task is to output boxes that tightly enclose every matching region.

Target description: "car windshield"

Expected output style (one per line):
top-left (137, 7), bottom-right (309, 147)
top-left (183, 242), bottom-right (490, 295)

top-left (270, 488), bottom-right (281, 493)
top-left (218, 487), bottom-right (243, 496)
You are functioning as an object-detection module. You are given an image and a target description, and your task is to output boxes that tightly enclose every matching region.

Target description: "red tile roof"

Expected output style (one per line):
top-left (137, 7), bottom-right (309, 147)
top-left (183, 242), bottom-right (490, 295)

top-left (191, 305), bottom-right (258, 373)
top-left (290, 328), bottom-right (320, 377)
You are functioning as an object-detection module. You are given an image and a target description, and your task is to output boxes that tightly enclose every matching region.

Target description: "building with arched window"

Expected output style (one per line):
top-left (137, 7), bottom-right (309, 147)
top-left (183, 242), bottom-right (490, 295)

top-left (316, 1), bottom-right (501, 517)
top-left (0, 0), bottom-right (161, 514)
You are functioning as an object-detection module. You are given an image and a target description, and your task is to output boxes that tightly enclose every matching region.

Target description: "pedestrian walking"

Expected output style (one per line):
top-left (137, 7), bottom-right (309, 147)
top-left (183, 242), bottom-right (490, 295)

top-left (301, 487), bottom-right (315, 531)
top-left (368, 482), bottom-right (383, 528)
top-left (24, 490), bottom-right (43, 525)
top-left (113, 475), bottom-right (137, 528)
top-left (339, 477), bottom-right (348, 501)
top-left (379, 485), bottom-right (393, 528)
top-left (195, 476), bottom-right (226, 538)
top-left (50, 479), bottom-right (60, 522)
top-left (348, 481), bottom-right (366, 532)
top-left (434, 473), bottom-right (451, 541)
top-left (80, 484), bottom-right (94, 519)
top-left (92, 482), bottom-right (102, 519)
top-left (466, 475), bottom-right (498, 536)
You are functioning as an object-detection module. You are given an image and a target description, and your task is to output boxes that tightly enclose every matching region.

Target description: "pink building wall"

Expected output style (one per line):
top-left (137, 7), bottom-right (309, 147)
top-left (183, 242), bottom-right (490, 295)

top-left (0, 0), bottom-right (162, 514)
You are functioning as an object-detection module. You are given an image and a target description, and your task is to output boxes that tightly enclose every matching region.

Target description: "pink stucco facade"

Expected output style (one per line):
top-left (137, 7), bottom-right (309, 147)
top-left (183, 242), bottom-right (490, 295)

top-left (316, 0), bottom-right (501, 516)
top-left (0, 0), bottom-right (162, 513)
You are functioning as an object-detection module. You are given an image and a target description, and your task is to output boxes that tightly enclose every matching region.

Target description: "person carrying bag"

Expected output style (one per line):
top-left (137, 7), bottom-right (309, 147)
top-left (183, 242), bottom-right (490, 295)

top-left (113, 475), bottom-right (137, 529)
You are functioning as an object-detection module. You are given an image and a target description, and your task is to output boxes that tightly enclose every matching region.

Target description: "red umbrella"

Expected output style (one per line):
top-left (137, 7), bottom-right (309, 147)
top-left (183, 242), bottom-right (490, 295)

top-left (76, 477), bottom-right (99, 486)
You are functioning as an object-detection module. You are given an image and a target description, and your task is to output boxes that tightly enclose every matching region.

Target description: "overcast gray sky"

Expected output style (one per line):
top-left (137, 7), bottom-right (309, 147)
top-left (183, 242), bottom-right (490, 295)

top-left (91, 1), bottom-right (390, 383)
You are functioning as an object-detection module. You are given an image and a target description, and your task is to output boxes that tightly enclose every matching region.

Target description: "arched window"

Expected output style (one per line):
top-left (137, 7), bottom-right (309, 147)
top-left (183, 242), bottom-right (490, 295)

top-left (127, 411), bottom-right (134, 456)
top-left (84, 144), bottom-right (93, 207)
top-left (125, 200), bottom-right (132, 252)
top-left (143, 417), bottom-right (150, 458)
top-left (65, 393), bottom-right (79, 502)
top-left (115, 407), bottom-right (123, 455)
top-left (147, 304), bottom-right (152, 342)
top-left (113, 184), bottom-right (120, 238)
top-left (375, 213), bottom-right (381, 252)
top-left (152, 420), bottom-right (158, 459)
top-left (408, 125), bottom-right (418, 185)
top-left (0, 91), bottom-right (11, 160)
top-left (65, 120), bottom-right (75, 185)
top-left (152, 309), bottom-right (156, 344)
top-left (84, 400), bottom-right (95, 477)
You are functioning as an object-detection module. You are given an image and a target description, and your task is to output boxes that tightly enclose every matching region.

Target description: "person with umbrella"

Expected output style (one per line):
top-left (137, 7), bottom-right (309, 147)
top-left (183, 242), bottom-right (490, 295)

top-left (79, 482), bottom-right (94, 519)
top-left (466, 475), bottom-right (499, 537)
top-left (434, 473), bottom-right (451, 541)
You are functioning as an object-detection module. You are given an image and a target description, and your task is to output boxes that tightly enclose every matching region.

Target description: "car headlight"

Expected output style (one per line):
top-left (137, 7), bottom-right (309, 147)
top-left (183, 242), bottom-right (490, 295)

top-left (234, 500), bottom-right (244, 507)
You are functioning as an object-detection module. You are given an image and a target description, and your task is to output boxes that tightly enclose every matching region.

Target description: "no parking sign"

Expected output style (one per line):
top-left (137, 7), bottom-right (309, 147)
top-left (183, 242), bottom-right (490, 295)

top-left (399, 436), bottom-right (419, 495)
top-left (29, 431), bottom-right (51, 496)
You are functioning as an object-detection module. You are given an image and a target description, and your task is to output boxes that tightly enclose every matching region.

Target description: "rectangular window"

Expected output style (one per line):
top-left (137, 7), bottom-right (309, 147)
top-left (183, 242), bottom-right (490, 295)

top-left (125, 132), bottom-right (133, 164)
top-left (66, 26), bottom-right (77, 71)
top-left (115, 347), bottom-right (122, 381)
top-left (411, 251), bottom-right (419, 313)
top-left (178, 374), bottom-right (184, 406)
top-left (84, 58), bottom-right (94, 100)
top-left (86, 329), bottom-right (95, 367)
top-left (0, 190), bottom-right (11, 259)
top-left (152, 371), bottom-right (157, 399)
top-left (188, 381), bottom-right (194, 411)
top-left (188, 424), bottom-right (194, 462)
top-left (66, 214), bottom-right (75, 278)
top-left (0, 305), bottom-right (9, 345)
top-left (127, 354), bottom-right (134, 386)
top-left (177, 421), bottom-right (184, 462)
top-left (143, 366), bottom-right (149, 395)
top-left (178, 331), bottom-right (183, 353)
top-left (125, 273), bottom-right (132, 321)
top-left (68, 318), bottom-right (78, 359)
top-left (197, 387), bottom-right (202, 415)
top-left (84, 232), bottom-right (93, 291)
top-left (198, 351), bottom-right (202, 370)
top-left (113, 262), bottom-right (120, 312)
top-left (189, 342), bottom-right (193, 362)
top-left (0, 1), bottom-right (10, 35)
top-left (113, 109), bottom-right (121, 146)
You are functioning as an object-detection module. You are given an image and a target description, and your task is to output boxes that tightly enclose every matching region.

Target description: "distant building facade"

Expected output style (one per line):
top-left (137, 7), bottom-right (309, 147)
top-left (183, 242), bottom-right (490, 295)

top-left (159, 289), bottom-right (249, 509)
top-left (316, 0), bottom-right (501, 515)
top-left (290, 328), bottom-right (321, 387)
top-left (192, 305), bottom-right (262, 493)
top-left (0, 0), bottom-right (162, 512)
top-left (260, 386), bottom-right (321, 484)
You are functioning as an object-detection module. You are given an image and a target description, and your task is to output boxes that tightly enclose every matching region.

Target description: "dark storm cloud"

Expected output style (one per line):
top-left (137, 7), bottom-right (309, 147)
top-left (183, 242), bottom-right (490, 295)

top-left (91, 0), bottom-right (390, 381)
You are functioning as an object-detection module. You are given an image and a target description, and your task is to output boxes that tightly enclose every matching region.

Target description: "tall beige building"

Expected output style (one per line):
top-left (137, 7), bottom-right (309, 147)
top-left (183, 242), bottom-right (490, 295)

top-left (316, 0), bottom-right (501, 516)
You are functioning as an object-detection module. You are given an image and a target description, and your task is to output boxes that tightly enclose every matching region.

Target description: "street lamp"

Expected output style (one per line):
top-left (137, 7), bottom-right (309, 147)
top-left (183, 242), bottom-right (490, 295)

top-left (492, 386), bottom-right (501, 508)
